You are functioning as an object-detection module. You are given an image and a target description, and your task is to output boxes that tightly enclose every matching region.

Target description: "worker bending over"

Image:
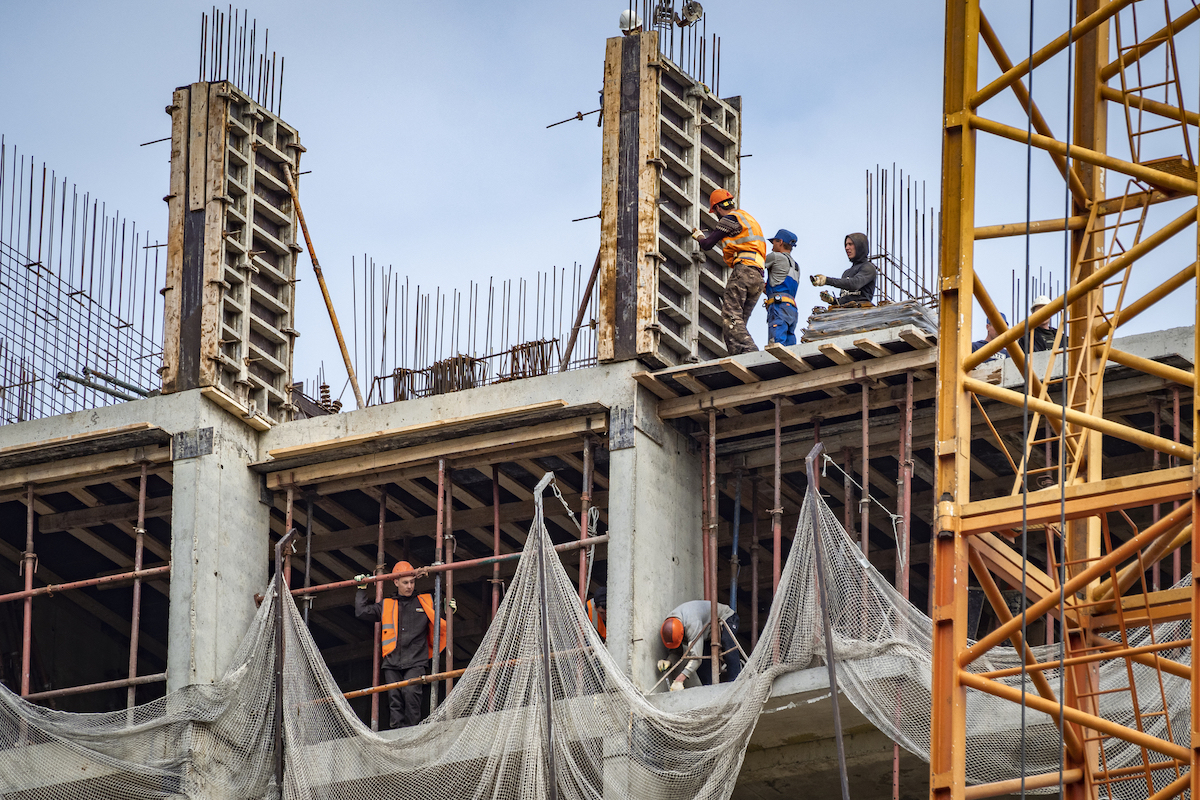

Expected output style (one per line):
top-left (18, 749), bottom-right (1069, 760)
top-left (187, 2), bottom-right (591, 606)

top-left (811, 232), bottom-right (877, 307)
top-left (691, 189), bottom-right (768, 354)
top-left (764, 229), bottom-right (800, 345)
top-left (657, 600), bottom-right (741, 691)
top-left (354, 562), bottom-right (447, 729)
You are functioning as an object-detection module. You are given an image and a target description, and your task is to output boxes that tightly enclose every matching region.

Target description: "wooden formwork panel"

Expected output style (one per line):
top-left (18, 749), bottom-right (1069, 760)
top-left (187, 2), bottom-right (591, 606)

top-left (162, 81), bottom-right (301, 425)
top-left (599, 32), bottom-right (741, 369)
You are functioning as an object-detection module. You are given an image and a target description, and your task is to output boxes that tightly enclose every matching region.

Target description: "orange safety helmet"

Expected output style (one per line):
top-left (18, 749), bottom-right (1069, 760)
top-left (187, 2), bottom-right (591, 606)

top-left (661, 616), bottom-right (684, 650)
top-left (709, 188), bottom-right (734, 213)
top-left (392, 561), bottom-right (415, 576)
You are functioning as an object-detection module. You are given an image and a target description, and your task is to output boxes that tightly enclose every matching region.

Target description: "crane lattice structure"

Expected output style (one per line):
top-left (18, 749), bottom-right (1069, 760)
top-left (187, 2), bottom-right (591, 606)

top-left (934, 3), bottom-right (1199, 800)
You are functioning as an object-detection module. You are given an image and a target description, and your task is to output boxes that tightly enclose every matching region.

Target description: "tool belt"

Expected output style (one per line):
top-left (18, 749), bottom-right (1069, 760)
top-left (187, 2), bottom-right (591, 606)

top-left (733, 256), bottom-right (765, 271)
top-left (765, 294), bottom-right (797, 307)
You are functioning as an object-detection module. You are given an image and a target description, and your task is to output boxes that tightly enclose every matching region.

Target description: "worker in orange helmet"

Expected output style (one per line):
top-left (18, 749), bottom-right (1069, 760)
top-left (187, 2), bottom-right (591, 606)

top-left (353, 561), bottom-right (448, 728)
top-left (656, 599), bottom-right (740, 691)
top-left (586, 586), bottom-right (607, 642)
top-left (691, 188), bottom-right (768, 355)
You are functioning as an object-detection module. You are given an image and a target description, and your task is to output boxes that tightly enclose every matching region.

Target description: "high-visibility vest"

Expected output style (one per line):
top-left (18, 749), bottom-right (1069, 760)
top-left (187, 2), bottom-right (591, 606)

top-left (587, 599), bottom-right (607, 641)
top-left (721, 209), bottom-right (767, 271)
top-left (381, 595), bottom-right (448, 659)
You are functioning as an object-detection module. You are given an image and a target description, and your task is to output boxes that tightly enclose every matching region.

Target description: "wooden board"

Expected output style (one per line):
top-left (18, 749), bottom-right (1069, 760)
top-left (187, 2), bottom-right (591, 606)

top-left (765, 342), bottom-right (812, 374)
top-left (0, 424), bottom-right (169, 471)
top-left (0, 446), bottom-right (172, 494)
top-left (631, 371), bottom-right (679, 399)
top-left (262, 400), bottom-right (569, 463)
top-left (658, 347), bottom-right (937, 419)
top-left (597, 37), bottom-right (623, 362)
top-left (718, 358), bottom-right (760, 384)
top-left (266, 413), bottom-right (607, 489)
top-left (162, 88), bottom-right (191, 393)
top-left (39, 496), bottom-right (173, 534)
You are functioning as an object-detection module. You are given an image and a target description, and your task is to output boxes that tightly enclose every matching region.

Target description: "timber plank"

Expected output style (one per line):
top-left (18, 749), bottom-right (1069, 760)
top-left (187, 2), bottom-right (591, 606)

top-left (765, 342), bottom-right (812, 374)
top-left (817, 343), bottom-right (856, 365)
top-left (658, 347), bottom-right (937, 419)
top-left (266, 414), bottom-right (607, 489)
top-left (39, 496), bottom-right (172, 534)
top-left (853, 337), bottom-right (893, 358)
top-left (632, 371), bottom-right (680, 399)
top-left (719, 358), bottom-right (760, 384)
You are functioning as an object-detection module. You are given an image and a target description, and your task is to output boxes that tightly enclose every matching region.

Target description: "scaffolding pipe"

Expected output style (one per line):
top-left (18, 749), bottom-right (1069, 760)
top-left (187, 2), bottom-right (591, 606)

top-left (20, 484), bottom-right (34, 696)
top-left (303, 498), bottom-right (313, 625)
top-left (430, 458), bottom-right (446, 713)
top-left (708, 407), bottom-right (720, 685)
top-left (861, 383), bottom-right (870, 557)
top-left (492, 465), bottom-right (501, 620)
top-left (445, 471), bottom-right (455, 694)
top-left (729, 468), bottom-right (742, 612)
top-left (701, 437), bottom-right (711, 601)
top-left (25, 672), bottom-right (167, 702)
top-left (289, 536), bottom-right (611, 596)
top-left (772, 398), bottom-right (783, 592)
top-left (750, 480), bottom-right (759, 648)
top-left (0, 566), bottom-right (173, 603)
top-left (579, 437), bottom-right (593, 604)
top-left (284, 488), bottom-right (294, 588)
top-left (127, 463), bottom-right (148, 709)
top-left (806, 441), bottom-right (851, 800)
top-left (273, 524), bottom-right (298, 791)
top-left (371, 486), bottom-right (386, 732)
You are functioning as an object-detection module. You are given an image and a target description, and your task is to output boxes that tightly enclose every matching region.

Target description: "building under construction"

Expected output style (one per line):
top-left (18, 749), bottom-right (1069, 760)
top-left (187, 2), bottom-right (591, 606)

top-left (0, 3), bottom-right (1198, 800)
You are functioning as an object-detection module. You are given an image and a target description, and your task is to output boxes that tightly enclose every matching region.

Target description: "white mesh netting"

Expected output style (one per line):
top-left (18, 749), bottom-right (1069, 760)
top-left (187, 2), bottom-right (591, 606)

top-left (0, 474), bottom-right (1193, 799)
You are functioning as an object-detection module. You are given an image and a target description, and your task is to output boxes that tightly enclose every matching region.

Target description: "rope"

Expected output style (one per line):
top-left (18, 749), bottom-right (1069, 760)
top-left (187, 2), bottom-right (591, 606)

top-left (819, 453), bottom-right (906, 573)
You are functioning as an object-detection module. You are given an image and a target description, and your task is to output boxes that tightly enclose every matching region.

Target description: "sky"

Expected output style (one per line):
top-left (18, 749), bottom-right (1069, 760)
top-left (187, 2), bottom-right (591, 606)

top-left (0, 1), bottom-right (1195, 403)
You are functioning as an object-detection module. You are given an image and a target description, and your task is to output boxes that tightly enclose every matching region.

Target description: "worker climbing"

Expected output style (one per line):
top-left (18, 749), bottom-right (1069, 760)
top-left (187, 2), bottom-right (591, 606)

top-left (811, 232), bottom-right (877, 308)
top-left (353, 562), bottom-right (448, 729)
top-left (764, 228), bottom-right (800, 345)
top-left (691, 188), bottom-right (768, 354)
top-left (657, 599), bottom-right (741, 691)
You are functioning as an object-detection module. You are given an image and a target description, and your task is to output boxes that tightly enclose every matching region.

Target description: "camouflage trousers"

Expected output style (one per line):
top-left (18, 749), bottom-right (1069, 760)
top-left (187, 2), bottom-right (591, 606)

top-left (722, 264), bottom-right (764, 355)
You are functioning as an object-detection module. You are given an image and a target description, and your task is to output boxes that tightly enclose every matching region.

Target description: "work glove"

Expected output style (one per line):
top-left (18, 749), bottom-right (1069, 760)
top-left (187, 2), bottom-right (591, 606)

top-left (669, 677), bottom-right (686, 692)
top-left (810, 274), bottom-right (826, 286)
top-left (448, 598), bottom-right (458, 614)
top-left (820, 291), bottom-right (836, 305)
top-left (657, 659), bottom-right (672, 673)
top-left (690, 227), bottom-right (704, 241)
top-left (354, 574), bottom-right (370, 590)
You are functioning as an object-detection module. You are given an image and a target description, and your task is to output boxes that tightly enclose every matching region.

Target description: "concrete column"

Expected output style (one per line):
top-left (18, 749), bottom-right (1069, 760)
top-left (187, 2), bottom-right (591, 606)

top-left (605, 386), bottom-right (703, 690)
top-left (167, 391), bottom-right (269, 690)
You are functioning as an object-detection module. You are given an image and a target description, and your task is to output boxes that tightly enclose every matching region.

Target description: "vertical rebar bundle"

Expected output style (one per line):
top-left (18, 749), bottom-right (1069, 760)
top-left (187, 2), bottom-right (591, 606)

top-left (0, 138), bottom-right (163, 425)
top-left (199, 7), bottom-right (286, 114)
top-left (323, 259), bottom-right (599, 405)
top-left (865, 165), bottom-right (940, 306)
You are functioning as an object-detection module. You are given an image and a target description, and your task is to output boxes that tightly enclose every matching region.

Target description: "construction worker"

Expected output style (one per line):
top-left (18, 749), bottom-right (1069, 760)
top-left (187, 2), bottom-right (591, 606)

top-left (353, 562), bottom-right (448, 729)
top-left (811, 232), bottom-right (877, 307)
top-left (764, 229), bottom-right (801, 345)
top-left (971, 313), bottom-right (1007, 361)
top-left (1030, 294), bottom-right (1057, 352)
top-left (691, 189), bottom-right (767, 355)
top-left (656, 600), bottom-right (740, 691)
top-left (587, 586), bottom-right (607, 642)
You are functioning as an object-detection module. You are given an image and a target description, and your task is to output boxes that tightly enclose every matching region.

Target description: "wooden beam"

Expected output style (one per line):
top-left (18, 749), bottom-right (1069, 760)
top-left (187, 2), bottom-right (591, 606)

top-left (657, 348), bottom-right (937, 419)
top-left (719, 358), bottom-right (760, 384)
top-left (0, 446), bottom-right (172, 494)
top-left (39, 496), bottom-right (172, 534)
top-left (765, 342), bottom-right (812, 373)
top-left (632, 370), bottom-right (679, 399)
top-left (266, 414), bottom-right (607, 489)
top-left (818, 343), bottom-right (856, 365)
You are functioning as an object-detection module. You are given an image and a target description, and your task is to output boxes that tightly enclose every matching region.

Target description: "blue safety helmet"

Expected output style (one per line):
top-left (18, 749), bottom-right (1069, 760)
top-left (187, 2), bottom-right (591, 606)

top-left (770, 229), bottom-right (798, 247)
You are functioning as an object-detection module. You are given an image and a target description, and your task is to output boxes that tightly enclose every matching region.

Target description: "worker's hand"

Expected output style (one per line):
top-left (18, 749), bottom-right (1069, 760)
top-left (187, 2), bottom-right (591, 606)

top-left (690, 227), bottom-right (704, 241)
top-left (354, 574), bottom-right (370, 590)
top-left (762, 297), bottom-right (769, 310)
top-left (669, 676), bottom-right (686, 692)
top-left (414, 566), bottom-right (430, 579)
top-left (810, 274), bottom-right (827, 286)
top-left (657, 659), bottom-right (672, 673)
top-left (448, 598), bottom-right (458, 614)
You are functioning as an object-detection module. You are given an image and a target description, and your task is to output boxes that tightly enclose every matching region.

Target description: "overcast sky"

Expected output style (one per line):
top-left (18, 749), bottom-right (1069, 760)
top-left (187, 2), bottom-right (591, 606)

top-left (1, 1), bottom-right (1194, 402)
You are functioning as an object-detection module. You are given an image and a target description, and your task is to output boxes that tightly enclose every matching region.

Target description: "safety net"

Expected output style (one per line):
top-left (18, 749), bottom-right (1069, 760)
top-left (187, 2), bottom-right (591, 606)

top-left (0, 474), bottom-right (1191, 799)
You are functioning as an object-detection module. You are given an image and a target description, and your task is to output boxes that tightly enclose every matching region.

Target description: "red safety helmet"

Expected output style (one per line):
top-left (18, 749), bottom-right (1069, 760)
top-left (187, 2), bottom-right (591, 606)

top-left (709, 188), bottom-right (734, 212)
top-left (661, 616), bottom-right (684, 650)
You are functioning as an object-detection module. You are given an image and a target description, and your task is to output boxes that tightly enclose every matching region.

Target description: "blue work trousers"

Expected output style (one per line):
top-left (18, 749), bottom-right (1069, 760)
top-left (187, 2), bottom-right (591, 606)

top-left (766, 301), bottom-right (798, 346)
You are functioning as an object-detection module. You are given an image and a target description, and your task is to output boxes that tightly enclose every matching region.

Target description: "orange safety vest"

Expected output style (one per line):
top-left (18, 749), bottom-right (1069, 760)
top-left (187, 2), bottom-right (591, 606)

top-left (721, 209), bottom-right (767, 271)
top-left (381, 594), bottom-right (448, 660)
top-left (587, 599), bottom-right (607, 641)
